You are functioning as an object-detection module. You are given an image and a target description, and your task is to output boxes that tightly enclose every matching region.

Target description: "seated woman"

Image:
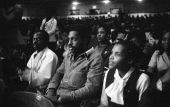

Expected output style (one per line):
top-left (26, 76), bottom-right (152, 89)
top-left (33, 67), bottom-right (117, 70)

top-left (146, 30), bottom-right (170, 107)
top-left (98, 40), bottom-right (150, 107)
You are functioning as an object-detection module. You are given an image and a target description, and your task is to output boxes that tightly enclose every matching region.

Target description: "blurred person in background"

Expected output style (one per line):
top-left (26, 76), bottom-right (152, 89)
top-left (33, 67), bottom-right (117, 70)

top-left (0, 0), bottom-right (24, 47)
top-left (129, 31), bottom-right (149, 70)
top-left (95, 25), bottom-right (112, 68)
top-left (143, 30), bottom-right (170, 107)
top-left (143, 30), bottom-right (161, 57)
top-left (40, 8), bottom-right (58, 51)
top-left (55, 31), bottom-right (68, 65)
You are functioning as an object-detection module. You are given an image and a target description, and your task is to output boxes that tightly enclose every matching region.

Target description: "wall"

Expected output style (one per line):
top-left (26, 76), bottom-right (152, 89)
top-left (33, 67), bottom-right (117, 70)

top-left (123, 1), bottom-right (170, 13)
top-left (22, 1), bottom-right (170, 17)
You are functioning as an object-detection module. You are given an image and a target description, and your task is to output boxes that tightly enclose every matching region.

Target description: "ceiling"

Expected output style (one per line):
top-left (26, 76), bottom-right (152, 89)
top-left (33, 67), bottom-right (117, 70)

top-left (4, 0), bottom-right (170, 6)
top-left (18, 0), bottom-right (170, 3)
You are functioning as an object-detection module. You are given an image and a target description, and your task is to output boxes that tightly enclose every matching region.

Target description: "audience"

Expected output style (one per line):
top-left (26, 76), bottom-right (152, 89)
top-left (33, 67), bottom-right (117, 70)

top-left (1, 13), bottom-right (170, 107)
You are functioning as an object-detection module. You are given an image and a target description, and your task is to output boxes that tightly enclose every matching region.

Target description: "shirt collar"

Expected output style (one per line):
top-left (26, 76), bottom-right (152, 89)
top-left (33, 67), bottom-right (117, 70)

top-left (68, 47), bottom-right (94, 59)
top-left (34, 47), bottom-right (48, 57)
top-left (114, 67), bottom-right (135, 81)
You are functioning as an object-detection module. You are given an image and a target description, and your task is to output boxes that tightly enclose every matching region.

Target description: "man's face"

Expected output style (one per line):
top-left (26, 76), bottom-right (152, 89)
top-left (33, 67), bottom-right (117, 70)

top-left (33, 33), bottom-right (46, 51)
top-left (68, 31), bottom-right (81, 54)
top-left (109, 44), bottom-right (127, 69)
top-left (162, 32), bottom-right (170, 52)
top-left (97, 27), bottom-right (107, 43)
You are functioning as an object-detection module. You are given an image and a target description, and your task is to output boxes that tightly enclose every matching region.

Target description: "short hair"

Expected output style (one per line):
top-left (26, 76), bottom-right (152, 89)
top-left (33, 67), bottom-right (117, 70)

top-left (69, 24), bottom-right (91, 43)
top-left (34, 30), bottom-right (49, 42)
top-left (98, 24), bottom-right (110, 34)
top-left (114, 40), bottom-right (139, 62)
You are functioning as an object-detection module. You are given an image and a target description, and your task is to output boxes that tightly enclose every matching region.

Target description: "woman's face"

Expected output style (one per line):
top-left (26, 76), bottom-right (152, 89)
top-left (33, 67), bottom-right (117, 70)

top-left (147, 33), bottom-right (158, 46)
top-left (109, 44), bottom-right (127, 69)
top-left (162, 32), bottom-right (170, 52)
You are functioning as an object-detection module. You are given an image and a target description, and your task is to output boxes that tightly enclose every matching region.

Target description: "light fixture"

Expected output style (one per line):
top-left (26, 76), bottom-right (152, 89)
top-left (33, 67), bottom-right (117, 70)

top-left (137, 0), bottom-right (143, 2)
top-left (102, 0), bottom-right (110, 4)
top-left (72, 1), bottom-right (80, 5)
top-left (72, 6), bottom-right (77, 10)
top-left (92, 5), bottom-right (97, 9)
top-left (107, 12), bottom-right (111, 15)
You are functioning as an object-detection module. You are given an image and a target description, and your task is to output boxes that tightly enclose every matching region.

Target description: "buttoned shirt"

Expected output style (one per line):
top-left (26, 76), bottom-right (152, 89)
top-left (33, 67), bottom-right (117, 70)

top-left (48, 48), bottom-right (103, 101)
top-left (22, 47), bottom-right (58, 88)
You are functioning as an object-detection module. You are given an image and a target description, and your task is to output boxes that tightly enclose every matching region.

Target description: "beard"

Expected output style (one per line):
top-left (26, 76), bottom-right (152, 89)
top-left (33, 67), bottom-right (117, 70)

top-left (33, 44), bottom-right (38, 51)
top-left (68, 45), bottom-right (75, 54)
top-left (33, 44), bottom-right (45, 52)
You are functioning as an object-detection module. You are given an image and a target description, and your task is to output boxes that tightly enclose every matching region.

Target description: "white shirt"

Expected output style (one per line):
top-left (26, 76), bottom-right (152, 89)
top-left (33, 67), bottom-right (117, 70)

top-left (100, 68), bottom-right (150, 106)
top-left (148, 51), bottom-right (170, 91)
top-left (40, 17), bottom-right (58, 42)
top-left (22, 47), bottom-right (58, 88)
top-left (149, 51), bottom-right (170, 73)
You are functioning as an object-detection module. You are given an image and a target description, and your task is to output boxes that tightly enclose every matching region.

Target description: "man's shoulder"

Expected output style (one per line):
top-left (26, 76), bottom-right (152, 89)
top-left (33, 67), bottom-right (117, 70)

top-left (45, 48), bottom-right (58, 58)
top-left (30, 51), bottom-right (37, 58)
top-left (87, 47), bottom-right (102, 60)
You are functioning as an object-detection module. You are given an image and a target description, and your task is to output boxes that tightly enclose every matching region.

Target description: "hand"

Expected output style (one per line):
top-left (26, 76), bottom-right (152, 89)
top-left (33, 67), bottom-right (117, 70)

top-left (46, 88), bottom-right (56, 97)
top-left (156, 79), bottom-right (163, 91)
top-left (17, 67), bottom-right (23, 81)
top-left (17, 67), bottom-right (23, 75)
top-left (46, 95), bottom-right (58, 103)
top-left (148, 50), bottom-right (159, 68)
top-left (45, 89), bottom-right (58, 102)
top-left (57, 96), bottom-right (62, 104)
top-left (57, 92), bottom-right (72, 103)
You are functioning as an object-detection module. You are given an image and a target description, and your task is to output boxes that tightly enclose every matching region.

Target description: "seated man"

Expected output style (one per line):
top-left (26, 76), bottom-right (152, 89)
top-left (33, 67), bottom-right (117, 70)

top-left (98, 40), bottom-right (150, 107)
top-left (46, 24), bottom-right (103, 107)
top-left (18, 30), bottom-right (59, 94)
